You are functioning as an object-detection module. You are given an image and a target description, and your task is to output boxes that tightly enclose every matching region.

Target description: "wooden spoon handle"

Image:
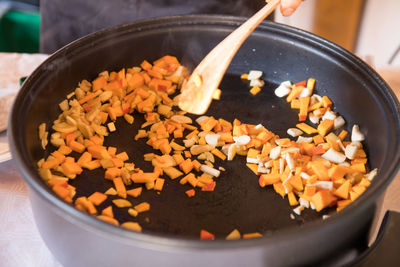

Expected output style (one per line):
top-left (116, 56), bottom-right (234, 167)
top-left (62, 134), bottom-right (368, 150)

top-left (179, 0), bottom-right (281, 114)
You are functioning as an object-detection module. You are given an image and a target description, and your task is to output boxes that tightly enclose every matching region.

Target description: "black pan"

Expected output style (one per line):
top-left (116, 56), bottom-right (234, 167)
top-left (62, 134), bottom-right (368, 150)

top-left (9, 15), bottom-right (400, 267)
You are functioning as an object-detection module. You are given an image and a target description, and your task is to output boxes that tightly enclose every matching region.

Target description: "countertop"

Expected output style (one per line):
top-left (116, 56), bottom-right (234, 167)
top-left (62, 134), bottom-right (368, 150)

top-left (0, 53), bottom-right (399, 267)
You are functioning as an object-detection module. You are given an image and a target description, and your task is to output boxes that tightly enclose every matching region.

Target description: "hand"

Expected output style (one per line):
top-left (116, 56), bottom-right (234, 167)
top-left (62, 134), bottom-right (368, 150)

top-left (280, 0), bottom-right (302, 16)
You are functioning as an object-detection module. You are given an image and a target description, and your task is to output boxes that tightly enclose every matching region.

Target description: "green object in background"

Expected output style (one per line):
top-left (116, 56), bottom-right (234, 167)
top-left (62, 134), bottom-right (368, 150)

top-left (0, 9), bottom-right (40, 53)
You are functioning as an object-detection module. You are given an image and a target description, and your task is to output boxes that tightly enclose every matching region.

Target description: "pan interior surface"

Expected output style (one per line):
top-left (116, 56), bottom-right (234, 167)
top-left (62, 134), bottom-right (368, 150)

top-left (13, 16), bottom-right (400, 240)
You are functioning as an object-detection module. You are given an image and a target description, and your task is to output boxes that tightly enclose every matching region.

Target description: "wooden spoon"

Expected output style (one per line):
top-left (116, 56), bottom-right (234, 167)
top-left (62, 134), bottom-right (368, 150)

top-left (178, 0), bottom-right (281, 115)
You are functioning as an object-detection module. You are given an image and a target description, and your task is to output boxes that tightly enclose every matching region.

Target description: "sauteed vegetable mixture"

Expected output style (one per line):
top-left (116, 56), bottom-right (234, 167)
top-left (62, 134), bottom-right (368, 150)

top-left (37, 55), bottom-right (377, 240)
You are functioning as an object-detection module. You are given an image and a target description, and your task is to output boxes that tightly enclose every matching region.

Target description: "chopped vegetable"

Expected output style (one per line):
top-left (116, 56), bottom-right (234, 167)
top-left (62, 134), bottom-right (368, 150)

top-left (37, 56), bottom-right (377, 240)
top-left (226, 229), bottom-right (241, 240)
top-left (200, 230), bottom-right (215, 240)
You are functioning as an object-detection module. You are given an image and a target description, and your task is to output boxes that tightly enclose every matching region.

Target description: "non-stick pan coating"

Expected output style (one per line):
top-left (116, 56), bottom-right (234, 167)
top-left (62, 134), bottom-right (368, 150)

top-left (10, 15), bottom-right (400, 266)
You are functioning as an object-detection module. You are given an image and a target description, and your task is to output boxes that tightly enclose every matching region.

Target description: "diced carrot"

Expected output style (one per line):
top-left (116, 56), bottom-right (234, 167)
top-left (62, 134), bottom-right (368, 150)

top-left (75, 196), bottom-right (97, 215)
top-left (308, 101), bottom-right (323, 112)
top-left (65, 157), bottom-right (74, 164)
top-left (88, 192), bottom-right (108, 206)
top-left (355, 149), bottom-right (367, 158)
top-left (288, 192), bottom-right (299, 206)
top-left (173, 129), bottom-right (183, 138)
top-left (115, 152), bottom-right (129, 161)
top-left (113, 177), bottom-right (127, 198)
top-left (200, 230), bottom-right (215, 240)
top-left (296, 123), bottom-right (318, 134)
top-left (200, 117), bottom-right (218, 132)
top-left (172, 154), bottom-right (185, 165)
top-left (337, 200), bottom-right (352, 211)
top-left (127, 187), bottom-right (142, 198)
top-left (350, 163), bottom-right (366, 173)
top-left (82, 160), bottom-right (101, 170)
top-left (328, 165), bottom-right (349, 179)
top-left (260, 173), bottom-right (281, 186)
top-left (77, 152), bottom-right (92, 166)
top-left (107, 106), bottom-right (117, 121)
top-left (247, 148), bottom-right (260, 159)
top-left (78, 92), bottom-right (95, 105)
top-left (61, 162), bottom-right (83, 175)
top-left (211, 148), bottom-right (226, 160)
top-left (317, 119), bottom-right (334, 137)
top-left (65, 132), bottom-right (75, 146)
top-left (92, 75), bottom-right (107, 91)
top-left (241, 73), bottom-right (249, 79)
top-left (310, 161), bottom-right (329, 180)
top-left (52, 184), bottom-right (70, 199)
top-left (105, 167), bottom-right (122, 180)
top-left (257, 131), bottom-right (273, 143)
top-left (202, 181), bottom-right (216, 191)
top-left (51, 150), bottom-right (66, 164)
top-left (246, 163), bottom-right (259, 175)
top-left (140, 60), bottom-right (152, 70)
top-left (273, 182), bottom-right (286, 197)
top-left (163, 167), bottom-right (183, 179)
top-left (97, 215), bottom-right (119, 226)
top-left (179, 159), bottom-right (194, 174)
top-left (304, 185), bottom-right (317, 196)
top-left (47, 178), bottom-right (68, 188)
top-left (322, 96), bottom-right (332, 107)
top-left (111, 157), bottom-right (124, 168)
top-left (128, 73), bottom-right (145, 89)
top-left (192, 159), bottom-right (202, 172)
top-left (186, 130), bottom-right (199, 139)
top-left (101, 206), bottom-right (114, 218)
top-left (295, 80), bottom-right (307, 87)
top-left (198, 173), bottom-right (214, 184)
top-left (312, 135), bottom-right (324, 145)
top-left (338, 130), bottom-right (348, 141)
top-left (88, 145), bottom-right (109, 159)
top-left (291, 99), bottom-right (300, 109)
top-left (359, 178), bottom-right (371, 188)
top-left (312, 144), bottom-right (326, 155)
top-left (159, 142), bottom-right (172, 155)
top-left (186, 173), bottom-right (198, 187)
top-left (153, 166), bottom-right (163, 176)
top-left (250, 86), bottom-right (261, 95)
top-left (90, 135), bottom-right (104, 146)
top-left (286, 85), bottom-right (303, 102)
top-left (107, 146), bottom-right (117, 157)
top-left (311, 189), bottom-right (337, 212)
top-left (58, 145), bottom-right (72, 155)
top-left (242, 232), bottom-right (263, 239)
top-left (134, 202), bottom-right (150, 213)
top-left (131, 172), bottom-right (157, 183)
top-left (307, 78), bottom-right (316, 90)
top-left (184, 150), bottom-right (191, 158)
top-left (154, 178), bottom-right (165, 191)
top-left (112, 198), bottom-right (132, 208)
top-left (298, 97), bottom-right (310, 121)
top-left (333, 180), bottom-right (351, 199)
top-left (185, 189), bottom-right (196, 197)
top-left (289, 175), bottom-right (303, 191)
top-left (69, 140), bottom-right (86, 153)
